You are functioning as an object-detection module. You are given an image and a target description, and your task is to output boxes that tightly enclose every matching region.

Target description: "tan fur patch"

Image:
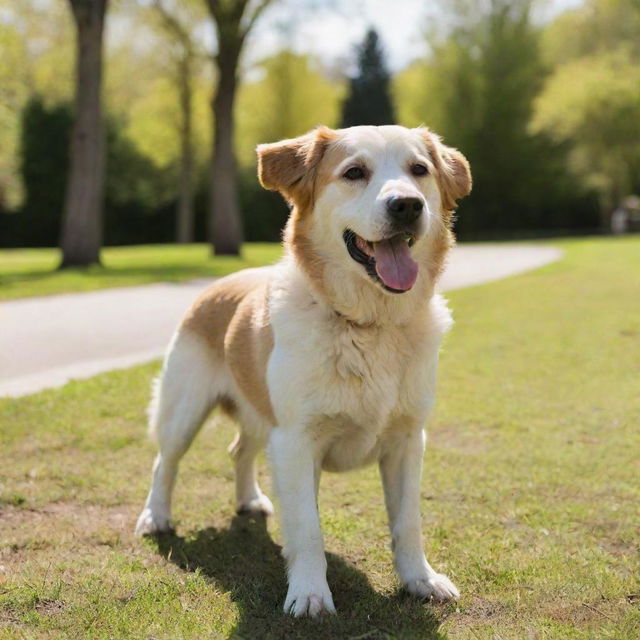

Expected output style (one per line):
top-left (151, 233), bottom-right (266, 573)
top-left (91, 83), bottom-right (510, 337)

top-left (259, 127), bottom-right (344, 300)
top-left (284, 214), bottom-right (328, 299)
top-left (224, 283), bottom-right (275, 425)
top-left (426, 226), bottom-right (455, 283)
top-left (181, 269), bottom-right (275, 424)
top-left (284, 140), bottom-right (352, 299)
top-left (257, 126), bottom-right (337, 211)
top-left (419, 128), bottom-right (472, 214)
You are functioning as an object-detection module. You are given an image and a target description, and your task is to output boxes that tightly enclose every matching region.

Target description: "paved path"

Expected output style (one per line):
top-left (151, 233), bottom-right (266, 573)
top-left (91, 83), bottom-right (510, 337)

top-left (0, 244), bottom-right (561, 398)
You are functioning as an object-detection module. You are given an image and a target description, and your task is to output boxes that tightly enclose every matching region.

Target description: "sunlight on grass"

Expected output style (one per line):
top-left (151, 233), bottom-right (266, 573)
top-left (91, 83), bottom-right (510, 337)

top-left (0, 243), bottom-right (283, 300)
top-left (0, 236), bottom-right (638, 638)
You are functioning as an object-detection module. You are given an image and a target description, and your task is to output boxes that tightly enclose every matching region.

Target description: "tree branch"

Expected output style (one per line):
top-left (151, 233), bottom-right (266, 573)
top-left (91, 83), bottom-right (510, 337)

top-left (241, 0), bottom-right (272, 38)
top-left (152, 0), bottom-right (191, 49)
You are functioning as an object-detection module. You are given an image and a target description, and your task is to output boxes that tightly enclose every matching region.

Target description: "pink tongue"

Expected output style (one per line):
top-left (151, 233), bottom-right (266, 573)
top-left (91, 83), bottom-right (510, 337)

top-left (373, 236), bottom-right (419, 291)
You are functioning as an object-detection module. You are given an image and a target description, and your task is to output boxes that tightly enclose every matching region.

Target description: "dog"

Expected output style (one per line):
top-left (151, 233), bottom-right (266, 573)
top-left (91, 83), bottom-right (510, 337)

top-left (135, 125), bottom-right (472, 617)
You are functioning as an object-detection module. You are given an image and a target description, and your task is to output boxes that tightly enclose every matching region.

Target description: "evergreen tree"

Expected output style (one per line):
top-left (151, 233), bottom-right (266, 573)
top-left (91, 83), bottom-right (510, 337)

top-left (19, 97), bottom-right (72, 246)
top-left (341, 29), bottom-right (395, 127)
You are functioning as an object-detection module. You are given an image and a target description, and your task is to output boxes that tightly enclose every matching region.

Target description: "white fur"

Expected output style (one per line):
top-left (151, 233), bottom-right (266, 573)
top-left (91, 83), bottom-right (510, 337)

top-left (136, 125), bottom-right (460, 616)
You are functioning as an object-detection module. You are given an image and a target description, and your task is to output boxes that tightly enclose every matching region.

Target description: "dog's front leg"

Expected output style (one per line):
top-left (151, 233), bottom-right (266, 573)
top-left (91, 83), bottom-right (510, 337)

top-left (269, 427), bottom-right (335, 617)
top-left (379, 428), bottom-right (459, 602)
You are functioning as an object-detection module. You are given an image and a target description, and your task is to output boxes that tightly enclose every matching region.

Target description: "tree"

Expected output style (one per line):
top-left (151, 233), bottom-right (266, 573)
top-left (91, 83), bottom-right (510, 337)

top-left (0, 2), bottom-right (73, 210)
top-left (534, 53), bottom-right (640, 228)
top-left (341, 29), bottom-right (395, 127)
top-left (149, 0), bottom-right (207, 243)
top-left (59, 0), bottom-right (109, 267)
top-left (236, 51), bottom-right (343, 165)
top-left (235, 50), bottom-right (344, 242)
top-left (19, 97), bottom-right (72, 247)
top-left (540, 0), bottom-right (640, 66)
top-left (398, 0), bottom-right (556, 236)
top-left (534, 0), bottom-right (640, 228)
top-left (204, 0), bottom-right (273, 256)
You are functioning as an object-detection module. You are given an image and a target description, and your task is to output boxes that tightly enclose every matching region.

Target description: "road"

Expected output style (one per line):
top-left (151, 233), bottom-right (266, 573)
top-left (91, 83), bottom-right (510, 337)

top-left (0, 244), bottom-right (562, 397)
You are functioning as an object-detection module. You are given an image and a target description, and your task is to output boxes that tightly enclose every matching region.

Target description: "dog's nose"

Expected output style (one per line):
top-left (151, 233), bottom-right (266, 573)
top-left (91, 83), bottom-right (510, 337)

top-left (386, 196), bottom-right (423, 225)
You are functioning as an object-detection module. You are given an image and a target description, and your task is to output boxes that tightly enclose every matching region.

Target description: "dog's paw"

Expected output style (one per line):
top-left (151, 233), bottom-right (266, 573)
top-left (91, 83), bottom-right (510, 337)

top-left (284, 582), bottom-right (336, 617)
top-left (236, 494), bottom-right (274, 517)
top-left (134, 508), bottom-right (174, 537)
top-left (404, 573), bottom-right (460, 603)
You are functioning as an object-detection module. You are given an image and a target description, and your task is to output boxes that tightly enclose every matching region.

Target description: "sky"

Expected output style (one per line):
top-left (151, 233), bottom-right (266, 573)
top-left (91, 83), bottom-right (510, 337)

top-left (112, 0), bottom-right (587, 79)
top-left (243, 0), bottom-right (586, 73)
top-left (3, 0), bottom-right (587, 75)
top-left (248, 0), bottom-right (434, 72)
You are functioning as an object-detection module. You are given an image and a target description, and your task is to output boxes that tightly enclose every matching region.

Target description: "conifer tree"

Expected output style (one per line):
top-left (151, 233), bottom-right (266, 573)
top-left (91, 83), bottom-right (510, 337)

top-left (341, 29), bottom-right (395, 127)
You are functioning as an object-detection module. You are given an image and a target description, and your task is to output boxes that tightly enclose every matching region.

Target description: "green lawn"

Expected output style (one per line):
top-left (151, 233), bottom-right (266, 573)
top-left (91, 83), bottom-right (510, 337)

top-left (0, 243), bottom-right (283, 301)
top-left (0, 236), bottom-right (638, 639)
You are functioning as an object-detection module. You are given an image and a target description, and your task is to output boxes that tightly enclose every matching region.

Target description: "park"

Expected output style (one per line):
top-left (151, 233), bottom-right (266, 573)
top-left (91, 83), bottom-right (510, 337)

top-left (1, 1), bottom-right (639, 638)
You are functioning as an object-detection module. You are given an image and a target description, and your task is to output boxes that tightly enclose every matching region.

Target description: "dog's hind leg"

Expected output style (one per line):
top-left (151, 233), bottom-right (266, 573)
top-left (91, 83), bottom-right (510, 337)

top-left (229, 417), bottom-right (273, 516)
top-left (135, 330), bottom-right (217, 536)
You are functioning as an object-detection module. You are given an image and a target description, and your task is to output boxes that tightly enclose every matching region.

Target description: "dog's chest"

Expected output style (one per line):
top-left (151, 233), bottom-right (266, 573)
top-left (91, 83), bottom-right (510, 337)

top-left (305, 319), bottom-right (420, 470)
top-left (269, 281), bottom-right (447, 471)
top-left (321, 319), bottom-right (413, 407)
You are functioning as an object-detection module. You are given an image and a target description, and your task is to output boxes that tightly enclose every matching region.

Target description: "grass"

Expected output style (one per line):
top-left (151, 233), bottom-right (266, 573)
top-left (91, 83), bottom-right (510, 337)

top-left (0, 243), bottom-right (283, 301)
top-left (0, 235), bottom-right (639, 639)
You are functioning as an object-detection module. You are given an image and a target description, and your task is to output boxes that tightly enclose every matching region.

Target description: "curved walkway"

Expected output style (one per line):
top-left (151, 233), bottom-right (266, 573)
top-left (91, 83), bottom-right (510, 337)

top-left (0, 244), bottom-right (562, 398)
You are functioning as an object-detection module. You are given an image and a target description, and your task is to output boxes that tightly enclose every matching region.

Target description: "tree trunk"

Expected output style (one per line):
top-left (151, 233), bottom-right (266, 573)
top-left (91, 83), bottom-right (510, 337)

top-left (176, 54), bottom-right (194, 244)
top-left (59, 0), bottom-right (107, 268)
top-left (209, 46), bottom-right (243, 255)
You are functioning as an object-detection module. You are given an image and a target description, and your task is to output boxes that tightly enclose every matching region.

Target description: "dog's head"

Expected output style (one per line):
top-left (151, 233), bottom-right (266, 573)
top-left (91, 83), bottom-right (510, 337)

top-left (257, 125), bottom-right (471, 306)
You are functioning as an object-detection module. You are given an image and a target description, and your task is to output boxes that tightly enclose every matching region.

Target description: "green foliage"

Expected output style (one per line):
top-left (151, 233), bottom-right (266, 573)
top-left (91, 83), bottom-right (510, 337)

top-left (16, 96), bottom-right (72, 247)
top-left (0, 1), bottom-right (73, 211)
top-left (2, 0), bottom-right (638, 247)
top-left (235, 50), bottom-right (344, 241)
top-left (341, 29), bottom-right (395, 127)
top-left (0, 22), bottom-right (29, 209)
top-left (395, 0), bottom-right (598, 237)
top-left (534, 0), bottom-right (640, 220)
top-left (6, 96), bottom-right (179, 248)
top-left (236, 51), bottom-right (343, 166)
top-left (104, 116), bottom-right (177, 246)
top-left (238, 167), bottom-right (290, 242)
top-left (534, 51), bottom-right (640, 207)
top-left (541, 0), bottom-right (640, 65)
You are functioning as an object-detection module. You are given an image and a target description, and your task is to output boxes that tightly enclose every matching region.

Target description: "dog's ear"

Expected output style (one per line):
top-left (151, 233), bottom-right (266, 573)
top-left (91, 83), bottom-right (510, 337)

top-left (418, 128), bottom-right (472, 212)
top-left (257, 126), bottom-right (336, 209)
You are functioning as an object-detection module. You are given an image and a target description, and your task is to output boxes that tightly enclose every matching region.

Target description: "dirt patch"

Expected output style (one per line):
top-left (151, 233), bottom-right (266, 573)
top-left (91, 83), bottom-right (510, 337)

top-left (547, 598), bottom-right (624, 627)
top-left (0, 502), bottom-right (139, 571)
top-left (0, 609), bottom-right (22, 625)
top-left (1, 501), bottom-right (137, 532)
top-left (35, 599), bottom-right (65, 616)
top-left (456, 596), bottom-right (509, 621)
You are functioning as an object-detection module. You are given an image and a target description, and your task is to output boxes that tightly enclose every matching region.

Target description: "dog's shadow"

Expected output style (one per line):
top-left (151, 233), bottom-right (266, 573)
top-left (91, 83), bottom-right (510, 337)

top-left (153, 515), bottom-right (448, 639)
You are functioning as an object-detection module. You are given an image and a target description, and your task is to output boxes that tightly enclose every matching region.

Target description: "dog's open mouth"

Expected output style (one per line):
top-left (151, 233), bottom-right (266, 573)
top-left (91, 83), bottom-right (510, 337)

top-left (343, 229), bottom-right (418, 293)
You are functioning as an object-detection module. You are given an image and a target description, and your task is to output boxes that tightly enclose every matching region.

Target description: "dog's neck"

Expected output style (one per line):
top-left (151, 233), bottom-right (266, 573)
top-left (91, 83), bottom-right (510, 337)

top-left (281, 206), bottom-right (454, 327)
top-left (283, 244), bottom-right (441, 328)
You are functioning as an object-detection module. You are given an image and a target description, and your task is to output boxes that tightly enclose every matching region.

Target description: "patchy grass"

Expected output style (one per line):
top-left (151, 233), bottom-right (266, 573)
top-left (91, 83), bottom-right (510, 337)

top-left (0, 243), bottom-right (282, 300)
top-left (0, 236), bottom-right (639, 639)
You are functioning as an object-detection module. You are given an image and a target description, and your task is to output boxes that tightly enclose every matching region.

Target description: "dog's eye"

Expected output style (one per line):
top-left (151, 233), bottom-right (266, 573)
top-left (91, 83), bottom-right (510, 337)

top-left (343, 166), bottom-right (367, 181)
top-left (410, 164), bottom-right (429, 177)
